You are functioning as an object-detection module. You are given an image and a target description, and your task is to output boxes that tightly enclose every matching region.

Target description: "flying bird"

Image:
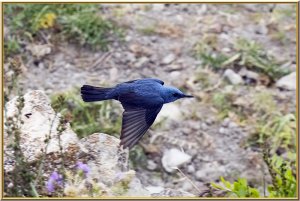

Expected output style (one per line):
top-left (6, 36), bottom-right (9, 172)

top-left (81, 78), bottom-right (193, 149)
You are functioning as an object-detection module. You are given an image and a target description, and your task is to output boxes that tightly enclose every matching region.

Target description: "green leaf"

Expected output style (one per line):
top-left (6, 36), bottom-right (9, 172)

top-left (211, 182), bottom-right (225, 190)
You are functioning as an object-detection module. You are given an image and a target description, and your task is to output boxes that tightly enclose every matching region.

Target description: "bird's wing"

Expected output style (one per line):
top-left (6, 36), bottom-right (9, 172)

top-left (120, 104), bottom-right (163, 149)
top-left (122, 78), bottom-right (164, 85)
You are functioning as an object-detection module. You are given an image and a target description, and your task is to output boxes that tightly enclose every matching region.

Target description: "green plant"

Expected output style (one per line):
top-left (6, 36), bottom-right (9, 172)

top-left (128, 145), bottom-right (148, 169)
top-left (51, 89), bottom-right (122, 138)
top-left (4, 37), bottom-right (21, 57)
top-left (211, 154), bottom-right (296, 198)
top-left (257, 114), bottom-right (296, 154)
top-left (211, 177), bottom-right (260, 197)
top-left (233, 38), bottom-right (289, 81)
top-left (4, 4), bottom-right (122, 55)
top-left (211, 91), bottom-right (236, 119)
top-left (263, 147), bottom-right (296, 197)
top-left (5, 96), bottom-right (38, 197)
top-left (193, 36), bottom-right (290, 81)
top-left (59, 11), bottom-right (120, 51)
top-left (194, 40), bottom-right (229, 70)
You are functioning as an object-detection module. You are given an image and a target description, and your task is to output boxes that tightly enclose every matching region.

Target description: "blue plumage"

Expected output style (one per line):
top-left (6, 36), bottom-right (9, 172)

top-left (81, 78), bottom-right (193, 149)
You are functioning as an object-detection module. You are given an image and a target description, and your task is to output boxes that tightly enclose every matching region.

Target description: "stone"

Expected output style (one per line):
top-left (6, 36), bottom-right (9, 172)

top-left (182, 180), bottom-right (194, 191)
top-left (152, 4), bottom-right (165, 11)
top-left (161, 148), bottom-right (192, 172)
top-left (134, 57), bottom-right (149, 68)
top-left (147, 160), bottom-right (158, 171)
top-left (224, 69), bottom-right (243, 85)
top-left (195, 162), bottom-right (226, 182)
top-left (218, 127), bottom-right (227, 134)
top-left (238, 68), bottom-right (259, 84)
top-left (276, 72), bottom-right (296, 91)
top-left (146, 186), bottom-right (164, 194)
top-left (124, 52), bottom-right (136, 63)
top-left (109, 67), bottom-right (119, 82)
top-left (26, 44), bottom-right (52, 59)
top-left (152, 188), bottom-right (195, 197)
top-left (187, 165), bottom-right (196, 173)
top-left (162, 53), bottom-right (176, 65)
top-left (4, 90), bottom-right (79, 168)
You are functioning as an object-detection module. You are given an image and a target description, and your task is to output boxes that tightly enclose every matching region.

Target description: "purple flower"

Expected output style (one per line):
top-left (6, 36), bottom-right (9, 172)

top-left (46, 171), bottom-right (63, 193)
top-left (76, 162), bottom-right (90, 176)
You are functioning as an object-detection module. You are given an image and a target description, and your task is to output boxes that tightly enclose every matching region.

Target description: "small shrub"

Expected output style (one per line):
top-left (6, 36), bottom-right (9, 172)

top-left (257, 114), bottom-right (296, 154)
top-left (4, 3), bottom-right (123, 56)
top-left (211, 91), bottom-right (236, 119)
top-left (194, 39), bottom-right (228, 70)
top-left (211, 155), bottom-right (296, 198)
top-left (211, 177), bottom-right (260, 197)
top-left (193, 37), bottom-right (290, 81)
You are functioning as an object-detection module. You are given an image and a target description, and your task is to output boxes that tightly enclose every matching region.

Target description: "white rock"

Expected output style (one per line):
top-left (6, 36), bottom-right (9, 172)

top-left (152, 188), bottom-right (195, 197)
top-left (276, 72), bottom-right (296, 90)
top-left (152, 4), bottom-right (165, 11)
top-left (4, 90), bottom-right (79, 164)
top-left (195, 162), bottom-right (226, 181)
top-left (134, 57), bottom-right (149, 68)
top-left (161, 148), bottom-right (192, 172)
top-left (162, 53), bottom-right (176, 65)
top-left (238, 68), bottom-right (259, 82)
top-left (146, 186), bottom-right (164, 194)
top-left (224, 69), bottom-right (243, 85)
top-left (109, 67), bottom-right (119, 82)
top-left (187, 165), bottom-right (195, 173)
top-left (147, 160), bottom-right (157, 170)
top-left (26, 44), bottom-right (52, 58)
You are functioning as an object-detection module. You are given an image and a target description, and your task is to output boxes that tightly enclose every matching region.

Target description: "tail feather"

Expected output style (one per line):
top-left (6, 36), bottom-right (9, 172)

top-left (81, 85), bottom-right (113, 102)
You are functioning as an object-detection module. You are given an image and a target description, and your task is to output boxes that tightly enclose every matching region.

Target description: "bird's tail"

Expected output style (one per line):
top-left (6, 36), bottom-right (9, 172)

top-left (81, 85), bottom-right (114, 102)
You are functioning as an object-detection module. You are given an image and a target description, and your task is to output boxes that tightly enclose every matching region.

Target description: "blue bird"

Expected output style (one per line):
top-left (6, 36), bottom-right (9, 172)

top-left (81, 78), bottom-right (193, 149)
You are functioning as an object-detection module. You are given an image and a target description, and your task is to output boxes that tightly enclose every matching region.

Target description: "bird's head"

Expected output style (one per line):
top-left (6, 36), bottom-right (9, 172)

top-left (163, 86), bottom-right (193, 103)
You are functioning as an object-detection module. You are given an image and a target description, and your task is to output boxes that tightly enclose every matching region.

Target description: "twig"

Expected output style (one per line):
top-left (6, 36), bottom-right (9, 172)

top-left (90, 51), bottom-right (113, 70)
top-left (204, 77), bottom-right (223, 93)
top-left (175, 167), bottom-right (202, 194)
top-left (34, 113), bottom-right (58, 186)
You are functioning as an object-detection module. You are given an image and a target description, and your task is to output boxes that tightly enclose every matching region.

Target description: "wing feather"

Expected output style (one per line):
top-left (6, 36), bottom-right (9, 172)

top-left (120, 106), bottom-right (162, 149)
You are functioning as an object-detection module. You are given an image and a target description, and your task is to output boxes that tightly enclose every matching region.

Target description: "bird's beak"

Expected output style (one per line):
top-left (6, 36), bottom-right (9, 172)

top-left (183, 94), bottom-right (194, 98)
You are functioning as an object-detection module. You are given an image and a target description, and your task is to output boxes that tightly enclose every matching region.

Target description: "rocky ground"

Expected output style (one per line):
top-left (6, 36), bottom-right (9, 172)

top-left (4, 4), bottom-right (297, 196)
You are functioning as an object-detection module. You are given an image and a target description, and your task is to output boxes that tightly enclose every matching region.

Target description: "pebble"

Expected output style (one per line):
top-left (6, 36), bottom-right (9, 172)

top-left (200, 122), bottom-right (208, 131)
top-left (222, 118), bottom-right (231, 127)
top-left (161, 148), bottom-right (192, 172)
top-left (146, 186), bottom-right (164, 194)
top-left (276, 72), bottom-right (296, 91)
top-left (182, 181), bottom-right (193, 191)
top-left (187, 165), bottom-right (195, 173)
top-left (147, 160), bottom-right (158, 171)
top-left (205, 117), bottom-right (215, 125)
top-left (219, 127), bottom-right (227, 134)
top-left (162, 53), bottom-right (176, 65)
top-left (134, 57), bottom-right (149, 68)
top-left (152, 4), bottom-right (165, 11)
top-left (224, 69), bottom-right (243, 85)
top-left (228, 121), bottom-right (238, 129)
top-left (238, 68), bottom-right (259, 83)
top-left (124, 52), bottom-right (136, 63)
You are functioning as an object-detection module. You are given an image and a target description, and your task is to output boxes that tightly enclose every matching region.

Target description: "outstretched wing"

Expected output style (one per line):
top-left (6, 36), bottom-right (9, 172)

top-left (121, 78), bottom-right (164, 86)
top-left (120, 105), bottom-right (163, 149)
